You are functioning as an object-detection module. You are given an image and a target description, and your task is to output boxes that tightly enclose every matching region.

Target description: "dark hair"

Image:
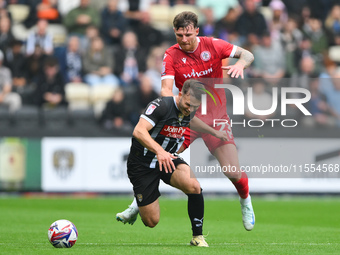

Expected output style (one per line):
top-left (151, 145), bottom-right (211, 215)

top-left (182, 79), bottom-right (205, 100)
top-left (44, 56), bottom-right (59, 67)
top-left (173, 11), bottom-right (198, 30)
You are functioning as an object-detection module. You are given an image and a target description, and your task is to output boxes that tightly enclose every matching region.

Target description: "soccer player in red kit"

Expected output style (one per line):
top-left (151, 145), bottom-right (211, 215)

top-left (117, 11), bottom-right (256, 232)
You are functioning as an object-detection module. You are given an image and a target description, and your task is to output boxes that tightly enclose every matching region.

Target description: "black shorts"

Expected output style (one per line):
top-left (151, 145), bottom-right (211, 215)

top-left (127, 156), bottom-right (188, 207)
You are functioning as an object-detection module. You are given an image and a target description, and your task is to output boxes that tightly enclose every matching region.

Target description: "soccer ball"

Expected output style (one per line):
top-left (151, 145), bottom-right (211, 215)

top-left (48, 219), bottom-right (78, 248)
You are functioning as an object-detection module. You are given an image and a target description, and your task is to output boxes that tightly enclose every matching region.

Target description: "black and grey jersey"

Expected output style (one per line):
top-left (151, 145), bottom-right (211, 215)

top-left (129, 96), bottom-right (192, 168)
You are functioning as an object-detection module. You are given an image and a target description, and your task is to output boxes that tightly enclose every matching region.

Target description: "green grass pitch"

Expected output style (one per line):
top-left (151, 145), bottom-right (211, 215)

top-left (0, 196), bottom-right (339, 255)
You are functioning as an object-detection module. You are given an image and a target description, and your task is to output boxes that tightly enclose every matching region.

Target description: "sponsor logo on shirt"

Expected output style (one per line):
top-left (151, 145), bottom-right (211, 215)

top-left (160, 125), bottom-right (187, 138)
top-left (183, 68), bottom-right (213, 78)
top-left (200, 51), bottom-right (211, 61)
top-left (145, 104), bottom-right (157, 115)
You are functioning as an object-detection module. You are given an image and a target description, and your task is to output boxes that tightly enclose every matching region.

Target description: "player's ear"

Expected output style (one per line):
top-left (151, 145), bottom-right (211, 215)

top-left (196, 27), bottom-right (199, 35)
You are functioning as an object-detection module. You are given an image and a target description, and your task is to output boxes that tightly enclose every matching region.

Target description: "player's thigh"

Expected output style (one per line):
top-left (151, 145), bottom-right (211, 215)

top-left (213, 143), bottom-right (242, 180)
top-left (138, 199), bottom-right (160, 228)
top-left (170, 163), bottom-right (201, 194)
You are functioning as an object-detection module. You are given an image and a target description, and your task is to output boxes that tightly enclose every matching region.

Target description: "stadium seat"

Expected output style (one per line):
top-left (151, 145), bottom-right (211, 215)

top-left (11, 23), bottom-right (29, 41)
top-left (259, 6), bottom-right (273, 21)
top-left (68, 108), bottom-right (97, 129)
top-left (328, 46), bottom-right (340, 62)
top-left (65, 83), bottom-right (91, 111)
top-left (90, 85), bottom-right (116, 118)
top-left (149, 4), bottom-right (172, 31)
top-left (42, 106), bottom-right (69, 129)
top-left (47, 24), bottom-right (67, 46)
top-left (12, 106), bottom-right (42, 129)
top-left (0, 105), bottom-right (11, 128)
top-left (7, 4), bottom-right (30, 24)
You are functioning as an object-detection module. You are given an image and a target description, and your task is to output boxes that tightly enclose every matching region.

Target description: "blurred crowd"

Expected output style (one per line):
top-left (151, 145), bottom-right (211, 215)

top-left (0, 0), bottom-right (340, 131)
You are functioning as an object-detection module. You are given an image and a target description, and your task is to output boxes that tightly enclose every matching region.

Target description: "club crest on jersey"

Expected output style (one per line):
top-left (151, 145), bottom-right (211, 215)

top-left (200, 51), bottom-right (211, 61)
top-left (182, 58), bottom-right (186, 63)
top-left (178, 113), bottom-right (184, 123)
top-left (137, 194), bottom-right (143, 202)
top-left (145, 104), bottom-right (157, 115)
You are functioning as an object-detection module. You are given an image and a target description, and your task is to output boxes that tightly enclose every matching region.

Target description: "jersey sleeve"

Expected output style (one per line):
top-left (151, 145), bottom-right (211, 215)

top-left (161, 49), bottom-right (175, 81)
top-left (212, 38), bottom-right (237, 59)
top-left (140, 97), bottom-right (168, 127)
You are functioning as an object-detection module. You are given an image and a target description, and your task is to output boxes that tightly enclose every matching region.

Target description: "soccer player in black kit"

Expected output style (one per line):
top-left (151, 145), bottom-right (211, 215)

top-left (126, 79), bottom-right (228, 247)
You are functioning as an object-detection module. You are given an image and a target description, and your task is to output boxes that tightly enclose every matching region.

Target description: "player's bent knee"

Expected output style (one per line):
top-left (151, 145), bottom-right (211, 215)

top-left (141, 216), bottom-right (159, 228)
top-left (185, 180), bottom-right (201, 194)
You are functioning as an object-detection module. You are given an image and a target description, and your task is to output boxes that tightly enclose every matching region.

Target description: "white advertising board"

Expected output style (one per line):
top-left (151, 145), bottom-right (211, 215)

top-left (42, 138), bottom-right (340, 193)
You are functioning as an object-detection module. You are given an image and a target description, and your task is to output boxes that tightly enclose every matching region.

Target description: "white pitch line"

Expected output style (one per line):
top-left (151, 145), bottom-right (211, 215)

top-left (1, 242), bottom-right (335, 246)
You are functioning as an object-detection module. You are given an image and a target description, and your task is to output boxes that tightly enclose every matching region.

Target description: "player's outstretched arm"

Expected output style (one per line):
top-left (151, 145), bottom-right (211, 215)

top-left (222, 47), bottom-right (254, 79)
top-left (133, 118), bottom-right (176, 173)
top-left (161, 79), bottom-right (175, 97)
top-left (189, 116), bottom-right (229, 141)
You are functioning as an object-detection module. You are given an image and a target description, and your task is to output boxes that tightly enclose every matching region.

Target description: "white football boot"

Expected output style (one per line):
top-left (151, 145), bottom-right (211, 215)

top-left (116, 206), bottom-right (139, 225)
top-left (240, 195), bottom-right (255, 231)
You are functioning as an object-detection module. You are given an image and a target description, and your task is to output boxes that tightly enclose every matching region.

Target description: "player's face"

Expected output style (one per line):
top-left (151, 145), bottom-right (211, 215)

top-left (179, 92), bottom-right (201, 116)
top-left (174, 25), bottom-right (199, 52)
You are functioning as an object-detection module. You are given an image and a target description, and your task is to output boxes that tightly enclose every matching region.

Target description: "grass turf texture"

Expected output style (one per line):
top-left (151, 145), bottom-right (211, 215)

top-left (0, 196), bottom-right (339, 255)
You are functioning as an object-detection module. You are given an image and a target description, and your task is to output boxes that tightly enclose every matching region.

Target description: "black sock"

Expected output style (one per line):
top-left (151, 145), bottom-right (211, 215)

top-left (187, 192), bottom-right (204, 236)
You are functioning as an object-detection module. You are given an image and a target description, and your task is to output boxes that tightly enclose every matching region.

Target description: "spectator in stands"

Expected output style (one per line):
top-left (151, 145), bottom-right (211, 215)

top-left (144, 45), bottom-right (166, 95)
top-left (290, 55), bottom-right (319, 89)
top-left (0, 0), bottom-right (12, 21)
top-left (252, 31), bottom-right (285, 85)
top-left (280, 17), bottom-right (303, 77)
top-left (36, 0), bottom-right (62, 24)
top-left (34, 56), bottom-right (67, 108)
top-left (26, 19), bottom-right (53, 56)
top-left (324, 4), bottom-right (340, 46)
top-left (116, 0), bottom-right (152, 27)
top-left (244, 78), bottom-right (276, 121)
top-left (137, 74), bottom-right (159, 112)
top-left (302, 78), bottom-right (336, 128)
top-left (83, 36), bottom-right (119, 87)
top-left (0, 17), bottom-right (15, 54)
top-left (55, 36), bottom-right (83, 83)
top-left (4, 40), bottom-right (27, 90)
top-left (235, 0), bottom-right (267, 45)
top-left (114, 31), bottom-right (147, 86)
top-left (130, 11), bottom-right (164, 54)
top-left (0, 50), bottom-right (21, 113)
top-left (268, 0), bottom-right (288, 40)
top-left (196, 0), bottom-right (240, 22)
top-left (302, 16), bottom-right (328, 56)
top-left (198, 8), bottom-right (216, 37)
top-left (81, 25), bottom-right (99, 54)
top-left (25, 44), bottom-right (48, 84)
top-left (319, 66), bottom-right (340, 127)
top-left (100, 0), bottom-right (127, 48)
top-left (63, 0), bottom-right (100, 36)
top-left (214, 8), bottom-right (240, 44)
top-left (100, 87), bottom-right (133, 131)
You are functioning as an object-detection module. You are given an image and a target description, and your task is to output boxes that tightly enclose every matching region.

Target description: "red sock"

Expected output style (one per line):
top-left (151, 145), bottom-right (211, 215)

top-left (233, 171), bottom-right (249, 199)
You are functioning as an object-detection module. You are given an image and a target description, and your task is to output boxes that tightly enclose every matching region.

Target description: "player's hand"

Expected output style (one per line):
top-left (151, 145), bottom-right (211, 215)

top-left (213, 130), bottom-right (229, 141)
top-left (222, 62), bottom-right (245, 79)
top-left (157, 151), bottom-right (177, 173)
